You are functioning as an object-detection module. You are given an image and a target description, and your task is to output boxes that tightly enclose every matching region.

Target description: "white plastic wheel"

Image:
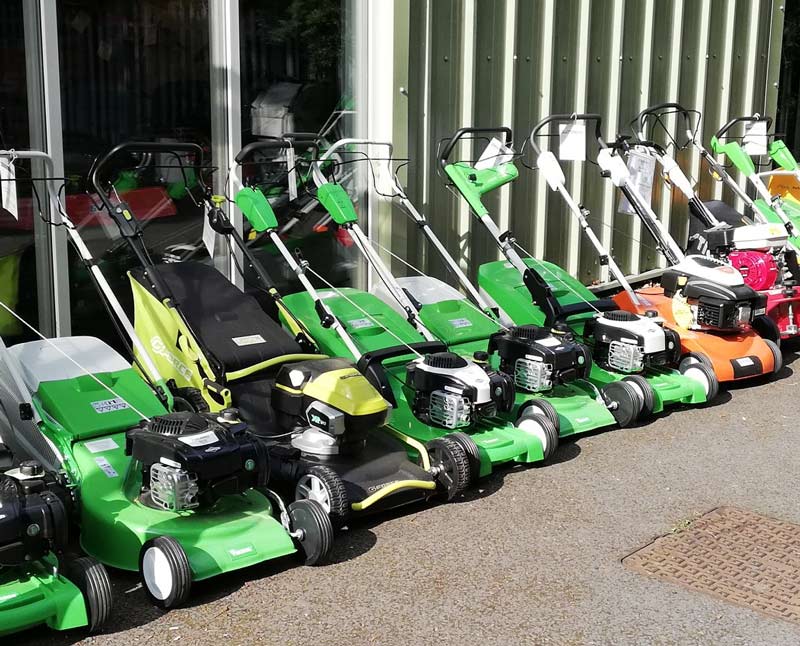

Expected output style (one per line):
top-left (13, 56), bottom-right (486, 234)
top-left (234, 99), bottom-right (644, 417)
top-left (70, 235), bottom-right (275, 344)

top-left (682, 365), bottom-right (711, 396)
top-left (141, 546), bottom-right (174, 602)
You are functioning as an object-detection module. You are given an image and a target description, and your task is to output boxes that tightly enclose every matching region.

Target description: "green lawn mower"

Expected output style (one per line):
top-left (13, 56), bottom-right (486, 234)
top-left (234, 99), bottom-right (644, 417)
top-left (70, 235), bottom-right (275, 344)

top-left (231, 139), bottom-right (608, 474)
top-left (295, 138), bottom-right (629, 442)
top-left (439, 126), bottom-right (709, 418)
top-left (88, 141), bottom-right (460, 527)
top-left (0, 148), bottom-right (335, 612)
top-left (0, 438), bottom-right (111, 636)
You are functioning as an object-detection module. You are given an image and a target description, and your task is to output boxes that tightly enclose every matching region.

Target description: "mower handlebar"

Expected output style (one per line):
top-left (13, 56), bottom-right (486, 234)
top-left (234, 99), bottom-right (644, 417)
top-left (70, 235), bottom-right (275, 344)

top-left (715, 115), bottom-right (773, 140)
top-left (234, 139), bottom-right (290, 164)
top-left (632, 102), bottom-right (696, 139)
top-left (528, 114), bottom-right (603, 156)
top-left (439, 127), bottom-right (513, 170)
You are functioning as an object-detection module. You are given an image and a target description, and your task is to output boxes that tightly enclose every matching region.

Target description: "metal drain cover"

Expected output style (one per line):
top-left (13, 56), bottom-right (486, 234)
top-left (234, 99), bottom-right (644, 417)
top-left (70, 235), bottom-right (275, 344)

top-left (623, 507), bottom-right (800, 624)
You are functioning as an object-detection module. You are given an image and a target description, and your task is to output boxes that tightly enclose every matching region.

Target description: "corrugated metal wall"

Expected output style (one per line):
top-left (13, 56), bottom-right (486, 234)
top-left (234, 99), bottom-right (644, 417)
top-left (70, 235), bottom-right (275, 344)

top-left (400, 0), bottom-right (784, 285)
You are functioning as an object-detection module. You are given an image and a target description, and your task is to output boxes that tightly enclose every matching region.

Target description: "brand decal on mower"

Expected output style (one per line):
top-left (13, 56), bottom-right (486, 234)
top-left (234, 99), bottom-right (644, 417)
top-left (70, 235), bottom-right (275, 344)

top-left (84, 437), bottom-right (120, 453)
top-left (177, 430), bottom-right (219, 447)
top-left (232, 334), bottom-right (266, 347)
top-left (150, 336), bottom-right (193, 381)
top-left (347, 318), bottom-right (374, 330)
top-left (94, 457), bottom-right (118, 478)
top-left (367, 480), bottom-right (401, 493)
top-left (448, 318), bottom-right (473, 328)
top-left (229, 546), bottom-right (254, 557)
top-left (91, 398), bottom-right (130, 414)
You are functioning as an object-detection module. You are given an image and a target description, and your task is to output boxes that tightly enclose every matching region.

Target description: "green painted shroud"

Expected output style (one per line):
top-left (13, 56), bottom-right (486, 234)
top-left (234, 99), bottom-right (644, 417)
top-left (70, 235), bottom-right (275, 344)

top-left (0, 555), bottom-right (89, 636)
top-left (31, 364), bottom-right (297, 580)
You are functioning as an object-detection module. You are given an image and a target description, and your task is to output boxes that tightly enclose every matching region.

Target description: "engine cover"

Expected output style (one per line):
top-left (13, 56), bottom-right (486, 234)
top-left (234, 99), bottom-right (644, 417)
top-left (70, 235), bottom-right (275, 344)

top-left (488, 324), bottom-right (589, 391)
top-left (126, 412), bottom-right (269, 509)
top-left (728, 250), bottom-right (779, 292)
top-left (590, 310), bottom-right (676, 372)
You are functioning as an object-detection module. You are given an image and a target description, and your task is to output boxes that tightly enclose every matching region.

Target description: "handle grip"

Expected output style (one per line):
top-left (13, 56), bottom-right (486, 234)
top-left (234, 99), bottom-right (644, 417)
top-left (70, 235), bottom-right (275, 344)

top-left (439, 126), bottom-right (513, 170)
top-left (528, 114), bottom-right (603, 156)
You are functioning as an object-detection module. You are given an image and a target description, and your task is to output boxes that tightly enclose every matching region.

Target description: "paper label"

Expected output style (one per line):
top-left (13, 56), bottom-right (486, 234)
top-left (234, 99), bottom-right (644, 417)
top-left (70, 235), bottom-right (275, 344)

top-left (91, 397), bottom-right (130, 414)
top-left (178, 430), bottom-right (219, 447)
top-left (84, 437), bottom-right (119, 454)
top-left (743, 120), bottom-right (768, 156)
top-left (232, 334), bottom-right (266, 347)
top-left (0, 159), bottom-right (18, 220)
top-left (448, 318), bottom-right (473, 329)
top-left (558, 122), bottom-right (586, 161)
top-left (618, 151), bottom-right (656, 215)
top-left (475, 138), bottom-right (515, 170)
top-left (94, 457), bottom-right (118, 478)
top-left (286, 147), bottom-right (298, 201)
top-left (348, 318), bottom-right (374, 330)
top-left (736, 357), bottom-right (754, 367)
top-left (202, 203), bottom-right (219, 260)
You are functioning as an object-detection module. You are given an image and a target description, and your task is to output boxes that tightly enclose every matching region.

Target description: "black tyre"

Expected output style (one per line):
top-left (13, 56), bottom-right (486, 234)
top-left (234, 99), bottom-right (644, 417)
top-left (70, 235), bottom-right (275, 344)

top-left (678, 352), bottom-right (714, 370)
top-left (515, 411), bottom-right (559, 461)
top-left (765, 338), bottom-right (783, 375)
top-left (678, 360), bottom-right (720, 403)
top-left (601, 381), bottom-right (642, 428)
top-left (294, 465), bottom-right (350, 529)
top-left (171, 387), bottom-right (209, 413)
top-left (63, 556), bottom-right (113, 631)
top-left (139, 536), bottom-right (192, 609)
top-left (622, 375), bottom-right (656, 420)
top-left (752, 314), bottom-right (781, 345)
top-left (288, 499), bottom-right (334, 565)
top-left (448, 431), bottom-right (481, 486)
top-left (426, 436), bottom-right (471, 501)
top-left (518, 399), bottom-right (560, 429)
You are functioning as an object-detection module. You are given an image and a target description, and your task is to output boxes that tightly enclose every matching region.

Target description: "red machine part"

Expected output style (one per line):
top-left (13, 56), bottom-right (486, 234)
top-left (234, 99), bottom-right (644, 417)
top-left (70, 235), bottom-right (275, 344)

top-left (727, 250), bottom-right (779, 291)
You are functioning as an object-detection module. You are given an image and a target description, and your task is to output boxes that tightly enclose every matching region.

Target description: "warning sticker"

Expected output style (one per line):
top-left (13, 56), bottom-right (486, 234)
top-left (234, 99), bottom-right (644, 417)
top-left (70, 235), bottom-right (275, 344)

top-left (84, 438), bottom-right (119, 454)
top-left (448, 318), bottom-right (473, 329)
top-left (91, 398), bottom-right (130, 414)
top-left (232, 334), bottom-right (266, 347)
top-left (94, 457), bottom-right (118, 478)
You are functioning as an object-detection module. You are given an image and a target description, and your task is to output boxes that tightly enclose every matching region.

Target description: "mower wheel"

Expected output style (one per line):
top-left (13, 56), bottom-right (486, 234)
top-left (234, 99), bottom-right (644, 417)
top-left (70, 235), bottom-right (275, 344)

top-left (63, 556), bottom-right (113, 631)
top-left (295, 465), bottom-right (350, 529)
top-left (171, 387), bottom-right (209, 413)
top-left (448, 432), bottom-right (481, 486)
top-left (518, 399), bottom-right (560, 430)
top-left (622, 375), bottom-right (655, 420)
top-left (601, 381), bottom-right (642, 428)
top-left (752, 314), bottom-right (781, 345)
top-left (426, 436), bottom-right (471, 500)
top-left (765, 339), bottom-right (783, 375)
top-left (288, 499), bottom-right (334, 565)
top-left (139, 536), bottom-right (192, 609)
top-left (515, 411), bottom-right (559, 461)
top-left (678, 361), bottom-right (720, 402)
top-left (678, 352), bottom-right (714, 370)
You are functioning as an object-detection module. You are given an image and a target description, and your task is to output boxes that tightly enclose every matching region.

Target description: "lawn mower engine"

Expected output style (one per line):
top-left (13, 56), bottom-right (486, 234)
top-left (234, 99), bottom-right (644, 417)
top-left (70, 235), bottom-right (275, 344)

top-left (0, 457), bottom-right (70, 568)
top-left (126, 412), bottom-right (269, 511)
top-left (727, 250), bottom-right (779, 292)
top-left (589, 310), bottom-right (681, 373)
top-left (271, 358), bottom-right (391, 457)
top-left (488, 324), bottom-right (591, 392)
top-left (661, 255), bottom-right (766, 332)
top-left (407, 352), bottom-right (514, 429)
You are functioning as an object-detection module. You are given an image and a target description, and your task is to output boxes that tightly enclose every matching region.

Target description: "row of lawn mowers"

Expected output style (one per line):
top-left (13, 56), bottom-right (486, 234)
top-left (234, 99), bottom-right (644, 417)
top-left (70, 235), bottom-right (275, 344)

top-left (1, 102), bottom-right (799, 636)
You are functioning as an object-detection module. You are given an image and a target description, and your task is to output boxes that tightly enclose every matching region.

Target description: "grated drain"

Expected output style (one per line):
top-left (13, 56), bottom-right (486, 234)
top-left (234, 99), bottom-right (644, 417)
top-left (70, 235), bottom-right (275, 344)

top-left (623, 507), bottom-right (800, 624)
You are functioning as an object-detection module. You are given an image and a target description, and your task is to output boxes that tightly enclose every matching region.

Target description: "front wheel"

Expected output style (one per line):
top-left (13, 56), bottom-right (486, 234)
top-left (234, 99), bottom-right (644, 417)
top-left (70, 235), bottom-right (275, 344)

top-left (63, 556), bottom-right (113, 631)
top-left (678, 360), bottom-right (720, 403)
top-left (752, 314), bottom-right (781, 345)
top-left (601, 381), bottom-right (642, 428)
top-left (621, 375), bottom-right (656, 420)
top-left (288, 499), bottom-right (334, 565)
top-left (139, 536), bottom-right (192, 609)
top-left (294, 465), bottom-right (349, 529)
top-left (426, 436), bottom-right (471, 501)
top-left (765, 338), bottom-right (783, 375)
top-left (515, 411), bottom-right (559, 461)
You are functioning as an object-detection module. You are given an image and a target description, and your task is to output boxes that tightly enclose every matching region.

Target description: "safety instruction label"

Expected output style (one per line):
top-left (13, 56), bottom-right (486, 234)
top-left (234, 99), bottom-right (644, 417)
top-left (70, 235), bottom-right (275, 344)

top-left (232, 334), bottom-right (266, 346)
top-left (94, 456), bottom-right (118, 478)
top-left (448, 318), bottom-right (473, 328)
top-left (84, 437), bottom-right (119, 454)
top-left (618, 150), bottom-right (656, 216)
top-left (91, 398), bottom-right (130, 414)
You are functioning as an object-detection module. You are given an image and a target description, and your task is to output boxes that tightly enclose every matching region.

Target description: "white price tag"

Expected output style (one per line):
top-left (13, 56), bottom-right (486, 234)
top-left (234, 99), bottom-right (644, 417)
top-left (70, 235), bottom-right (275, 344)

top-left (618, 151), bottom-right (656, 216)
top-left (558, 122), bottom-right (586, 161)
top-left (475, 138), bottom-right (515, 170)
top-left (0, 159), bottom-right (18, 220)
top-left (202, 203), bottom-right (220, 259)
top-left (743, 120), bottom-right (768, 156)
top-left (286, 147), bottom-right (298, 201)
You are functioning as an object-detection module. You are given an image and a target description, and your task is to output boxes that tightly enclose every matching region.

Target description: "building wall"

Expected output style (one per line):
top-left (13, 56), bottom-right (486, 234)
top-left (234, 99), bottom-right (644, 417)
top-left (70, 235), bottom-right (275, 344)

top-left (396, 0), bottom-right (784, 285)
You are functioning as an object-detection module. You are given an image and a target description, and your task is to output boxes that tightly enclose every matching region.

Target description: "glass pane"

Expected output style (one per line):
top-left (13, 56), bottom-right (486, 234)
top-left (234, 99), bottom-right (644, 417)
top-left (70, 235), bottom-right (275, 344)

top-left (0, 0), bottom-right (37, 342)
top-left (57, 1), bottom-right (212, 352)
top-left (238, 0), bottom-right (358, 296)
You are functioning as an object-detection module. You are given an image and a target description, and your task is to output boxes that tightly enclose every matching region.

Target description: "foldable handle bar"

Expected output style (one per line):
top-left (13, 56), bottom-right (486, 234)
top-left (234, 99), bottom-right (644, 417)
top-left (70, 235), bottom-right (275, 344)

top-left (715, 115), bottom-right (773, 140)
top-left (528, 114), bottom-right (603, 157)
top-left (234, 139), bottom-right (289, 164)
top-left (632, 102), bottom-right (697, 141)
top-left (438, 127), bottom-right (513, 170)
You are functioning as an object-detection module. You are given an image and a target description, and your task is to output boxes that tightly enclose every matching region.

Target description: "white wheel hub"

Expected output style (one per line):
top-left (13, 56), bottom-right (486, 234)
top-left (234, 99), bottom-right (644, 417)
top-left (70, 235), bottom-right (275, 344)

top-left (682, 365), bottom-right (710, 395)
top-left (295, 474), bottom-right (332, 513)
top-left (625, 381), bottom-right (645, 405)
top-left (142, 547), bottom-right (174, 601)
top-left (516, 416), bottom-right (549, 453)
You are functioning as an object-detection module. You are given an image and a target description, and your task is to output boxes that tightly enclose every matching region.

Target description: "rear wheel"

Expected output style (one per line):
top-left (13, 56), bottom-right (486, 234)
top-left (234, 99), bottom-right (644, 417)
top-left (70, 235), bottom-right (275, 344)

top-left (601, 381), bottom-right (642, 428)
top-left (139, 536), bottom-right (192, 610)
top-left (518, 399), bottom-right (560, 429)
top-left (447, 432), bottom-right (481, 486)
top-left (621, 375), bottom-right (656, 420)
top-left (294, 465), bottom-right (349, 529)
top-left (171, 387), bottom-right (209, 413)
top-left (752, 314), bottom-right (781, 345)
top-left (515, 411), bottom-right (559, 461)
top-left (426, 436), bottom-right (471, 500)
top-left (63, 556), bottom-right (113, 631)
top-left (288, 499), bottom-right (334, 565)
top-left (678, 361), bottom-right (720, 402)
top-left (765, 339), bottom-right (783, 375)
